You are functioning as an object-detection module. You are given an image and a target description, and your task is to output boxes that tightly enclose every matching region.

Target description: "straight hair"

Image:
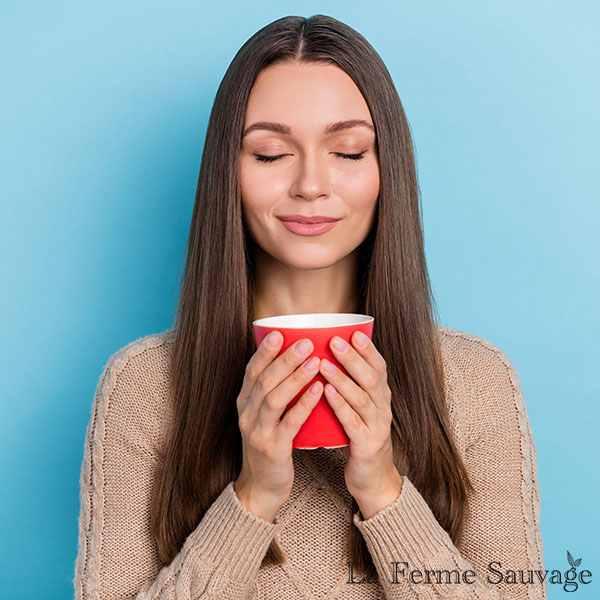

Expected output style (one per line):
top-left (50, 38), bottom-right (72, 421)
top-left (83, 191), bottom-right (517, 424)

top-left (151, 13), bottom-right (473, 580)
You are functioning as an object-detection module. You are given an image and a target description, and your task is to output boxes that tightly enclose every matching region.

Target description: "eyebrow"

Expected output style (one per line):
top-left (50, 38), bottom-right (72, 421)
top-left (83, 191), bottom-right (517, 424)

top-left (242, 119), bottom-right (375, 138)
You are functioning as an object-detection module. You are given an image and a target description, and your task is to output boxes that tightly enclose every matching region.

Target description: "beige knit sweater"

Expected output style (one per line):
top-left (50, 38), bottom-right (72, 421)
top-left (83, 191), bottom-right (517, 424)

top-left (73, 326), bottom-right (545, 599)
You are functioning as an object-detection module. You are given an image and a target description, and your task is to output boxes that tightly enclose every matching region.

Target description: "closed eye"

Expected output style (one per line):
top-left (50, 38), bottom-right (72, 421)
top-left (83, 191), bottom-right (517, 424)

top-left (254, 153), bottom-right (287, 163)
top-left (334, 151), bottom-right (367, 161)
top-left (253, 151), bottom-right (367, 163)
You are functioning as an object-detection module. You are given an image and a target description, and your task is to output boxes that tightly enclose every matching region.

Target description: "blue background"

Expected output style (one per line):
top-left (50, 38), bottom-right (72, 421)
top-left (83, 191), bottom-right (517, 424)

top-left (1, 1), bottom-right (598, 598)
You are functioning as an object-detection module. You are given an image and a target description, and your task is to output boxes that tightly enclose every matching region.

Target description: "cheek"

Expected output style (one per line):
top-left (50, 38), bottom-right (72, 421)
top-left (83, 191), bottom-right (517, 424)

top-left (240, 161), bottom-right (287, 213)
top-left (340, 162), bottom-right (380, 216)
top-left (239, 162), bottom-right (261, 206)
top-left (362, 159), bottom-right (381, 199)
top-left (240, 165), bottom-right (268, 227)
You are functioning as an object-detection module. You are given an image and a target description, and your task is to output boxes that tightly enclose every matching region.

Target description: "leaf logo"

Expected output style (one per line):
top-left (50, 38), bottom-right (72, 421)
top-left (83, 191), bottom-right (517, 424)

top-left (567, 550), bottom-right (582, 568)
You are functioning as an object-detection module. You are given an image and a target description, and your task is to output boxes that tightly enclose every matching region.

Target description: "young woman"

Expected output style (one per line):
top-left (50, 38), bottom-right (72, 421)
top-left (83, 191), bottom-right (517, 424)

top-left (74, 14), bottom-right (545, 600)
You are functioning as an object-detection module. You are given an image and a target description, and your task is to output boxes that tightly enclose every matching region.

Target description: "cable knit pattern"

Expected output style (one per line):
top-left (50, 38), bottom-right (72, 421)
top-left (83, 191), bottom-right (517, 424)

top-left (73, 326), bottom-right (546, 599)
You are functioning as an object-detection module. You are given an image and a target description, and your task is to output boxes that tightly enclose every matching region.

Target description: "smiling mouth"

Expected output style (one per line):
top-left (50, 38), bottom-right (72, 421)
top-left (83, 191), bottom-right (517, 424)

top-left (277, 215), bottom-right (342, 224)
top-left (278, 219), bottom-right (340, 236)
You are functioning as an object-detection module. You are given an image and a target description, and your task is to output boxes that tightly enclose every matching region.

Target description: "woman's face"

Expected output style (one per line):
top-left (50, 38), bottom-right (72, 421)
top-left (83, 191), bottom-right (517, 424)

top-left (239, 61), bottom-right (379, 270)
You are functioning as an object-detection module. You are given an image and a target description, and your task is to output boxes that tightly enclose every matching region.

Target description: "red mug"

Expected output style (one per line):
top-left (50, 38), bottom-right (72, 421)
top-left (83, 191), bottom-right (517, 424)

top-left (252, 313), bottom-right (374, 449)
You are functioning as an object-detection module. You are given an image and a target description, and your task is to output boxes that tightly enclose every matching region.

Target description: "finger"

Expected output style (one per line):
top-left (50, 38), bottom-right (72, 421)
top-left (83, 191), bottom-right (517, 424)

top-left (350, 331), bottom-right (390, 390)
top-left (246, 337), bottom-right (315, 420)
top-left (257, 355), bottom-right (321, 429)
top-left (323, 384), bottom-right (366, 442)
top-left (319, 357), bottom-right (377, 427)
top-left (328, 336), bottom-right (388, 411)
top-left (351, 331), bottom-right (386, 369)
top-left (349, 331), bottom-right (393, 406)
top-left (238, 331), bottom-right (284, 412)
top-left (276, 380), bottom-right (323, 443)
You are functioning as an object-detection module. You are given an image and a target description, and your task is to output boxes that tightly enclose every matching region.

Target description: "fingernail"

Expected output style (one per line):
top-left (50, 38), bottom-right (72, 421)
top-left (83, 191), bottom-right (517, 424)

top-left (295, 339), bottom-right (312, 355)
top-left (309, 382), bottom-right (321, 395)
top-left (303, 356), bottom-right (319, 371)
top-left (322, 359), bottom-right (336, 374)
top-left (354, 331), bottom-right (368, 347)
top-left (266, 331), bottom-right (281, 347)
top-left (332, 337), bottom-right (348, 352)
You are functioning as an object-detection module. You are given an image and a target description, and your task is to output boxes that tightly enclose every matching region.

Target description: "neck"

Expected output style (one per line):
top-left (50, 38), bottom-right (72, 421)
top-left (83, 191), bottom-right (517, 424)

top-left (251, 246), bottom-right (361, 321)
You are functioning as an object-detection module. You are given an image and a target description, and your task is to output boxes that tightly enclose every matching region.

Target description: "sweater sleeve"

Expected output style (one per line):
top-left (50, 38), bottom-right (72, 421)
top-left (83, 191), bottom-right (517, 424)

top-left (351, 345), bottom-right (546, 600)
top-left (73, 343), bottom-right (278, 600)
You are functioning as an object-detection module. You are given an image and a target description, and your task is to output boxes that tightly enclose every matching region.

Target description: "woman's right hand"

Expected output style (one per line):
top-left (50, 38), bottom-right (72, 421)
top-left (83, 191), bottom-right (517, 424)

top-left (233, 331), bottom-right (323, 522)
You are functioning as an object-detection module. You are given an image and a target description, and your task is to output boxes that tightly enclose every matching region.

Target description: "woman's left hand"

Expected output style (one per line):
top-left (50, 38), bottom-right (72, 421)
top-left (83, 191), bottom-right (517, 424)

top-left (319, 331), bottom-right (403, 520)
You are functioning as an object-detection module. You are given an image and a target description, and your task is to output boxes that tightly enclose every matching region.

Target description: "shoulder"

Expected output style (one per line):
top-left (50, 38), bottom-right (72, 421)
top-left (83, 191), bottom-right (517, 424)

top-left (89, 329), bottom-right (176, 458)
top-left (436, 325), bottom-right (527, 448)
top-left (97, 329), bottom-right (176, 386)
top-left (437, 325), bottom-right (520, 381)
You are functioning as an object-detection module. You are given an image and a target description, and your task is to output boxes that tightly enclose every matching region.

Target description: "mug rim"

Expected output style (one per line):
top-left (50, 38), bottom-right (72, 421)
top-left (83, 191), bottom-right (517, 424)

top-left (252, 312), bottom-right (374, 329)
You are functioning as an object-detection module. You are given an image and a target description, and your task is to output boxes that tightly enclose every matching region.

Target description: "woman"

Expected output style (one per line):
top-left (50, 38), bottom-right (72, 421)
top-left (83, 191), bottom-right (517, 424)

top-left (74, 14), bottom-right (545, 600)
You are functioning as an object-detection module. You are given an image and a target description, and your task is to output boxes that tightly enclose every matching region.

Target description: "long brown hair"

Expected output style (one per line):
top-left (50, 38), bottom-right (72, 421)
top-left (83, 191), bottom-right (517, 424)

top-left (151, 13), bottom-right (473, 579)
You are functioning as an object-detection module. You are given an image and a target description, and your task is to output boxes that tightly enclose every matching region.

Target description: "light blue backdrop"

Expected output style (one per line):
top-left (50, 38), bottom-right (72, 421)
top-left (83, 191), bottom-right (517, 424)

top-left (1, 1), bottom-right (598, 598)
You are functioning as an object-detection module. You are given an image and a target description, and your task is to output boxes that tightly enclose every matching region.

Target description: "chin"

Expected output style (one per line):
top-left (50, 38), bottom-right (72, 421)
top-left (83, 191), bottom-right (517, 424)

top-left (278, 249), bottom-right (345, 270)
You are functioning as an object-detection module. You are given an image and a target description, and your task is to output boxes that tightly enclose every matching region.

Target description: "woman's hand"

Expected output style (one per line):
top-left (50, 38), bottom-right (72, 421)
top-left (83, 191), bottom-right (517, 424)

top-left (234, 331), bottom-right (323, 522)
top-left (319, 330), bottom-right (403, 520)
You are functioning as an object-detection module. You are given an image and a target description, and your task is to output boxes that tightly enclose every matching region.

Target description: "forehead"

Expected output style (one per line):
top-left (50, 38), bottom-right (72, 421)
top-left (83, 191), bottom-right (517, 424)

top-left (244, 62), bottom-right (373, 134)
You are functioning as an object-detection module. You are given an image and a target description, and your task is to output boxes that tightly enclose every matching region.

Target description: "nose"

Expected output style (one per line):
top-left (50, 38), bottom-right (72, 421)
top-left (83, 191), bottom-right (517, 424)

top-left (290, 147), bottom-right (331, 201)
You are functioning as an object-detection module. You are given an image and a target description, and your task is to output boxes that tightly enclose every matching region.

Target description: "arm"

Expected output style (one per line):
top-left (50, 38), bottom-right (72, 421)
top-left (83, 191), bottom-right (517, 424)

top-left (73, 342), bottom-right (278, 599)
top-left (352, 345), bottom-right (546, 599)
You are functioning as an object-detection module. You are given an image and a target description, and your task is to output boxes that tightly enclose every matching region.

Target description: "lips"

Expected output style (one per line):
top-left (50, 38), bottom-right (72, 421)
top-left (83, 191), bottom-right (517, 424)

top-left (278, 220), bottom-right (340, 236)
top-left (277, 214), bottom-right (341, 224)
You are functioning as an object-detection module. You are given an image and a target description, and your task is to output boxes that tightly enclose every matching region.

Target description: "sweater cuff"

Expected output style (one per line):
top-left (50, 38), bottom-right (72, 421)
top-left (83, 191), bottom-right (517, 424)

top-left (186, 481), bottom-right (279, 587)
top-left (353, 476), bottom-right (481, 595)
